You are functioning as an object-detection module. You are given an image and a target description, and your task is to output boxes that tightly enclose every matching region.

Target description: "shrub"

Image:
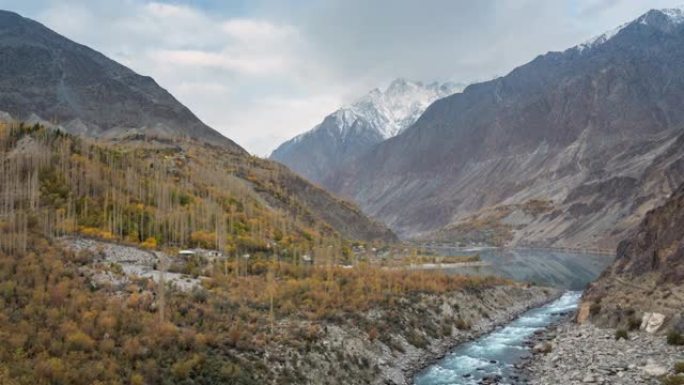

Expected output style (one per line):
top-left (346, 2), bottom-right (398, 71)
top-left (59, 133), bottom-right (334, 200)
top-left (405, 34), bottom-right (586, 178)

top-left (589, 302), bottom-right (602, 316)
top-left (615, 329), bottom-right (629, 341)
top-left (130, 373), bottom-right (145, 385)
top-left (455, 317), bottom-right (470, 330)
top-left (406, 330), bottom-right (428, 349)
top-left (382, 336), bottom-right (405, 353)
top-left (367, 327), bottom-right (379, 342)
top-left (662, 375), bottom-right (684, 385)
top-left (668, 331), bottom-right (684, 346)
top-left (65, 331), bottom-right (95, 351)
top-left (141, 237), bottom-right (157, 249)
top-left (675, 362), bottom-right (684, 374)
top-left (441, 322), bottom-right (453, 337)
top-left (628, 316), bottom-right (641, 331)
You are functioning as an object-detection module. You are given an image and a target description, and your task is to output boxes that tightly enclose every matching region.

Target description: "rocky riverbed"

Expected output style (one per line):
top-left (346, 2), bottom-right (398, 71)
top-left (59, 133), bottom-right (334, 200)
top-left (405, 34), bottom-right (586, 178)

top-left (522, 322), bottom-right (684, 385)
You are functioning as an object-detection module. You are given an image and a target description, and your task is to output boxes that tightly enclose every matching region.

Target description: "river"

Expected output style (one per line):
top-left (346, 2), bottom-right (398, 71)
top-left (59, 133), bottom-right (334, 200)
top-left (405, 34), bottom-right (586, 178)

top-left (413, 249), bottom-right (613, 385)
top-left (427, 247), bottom-right (613, 290)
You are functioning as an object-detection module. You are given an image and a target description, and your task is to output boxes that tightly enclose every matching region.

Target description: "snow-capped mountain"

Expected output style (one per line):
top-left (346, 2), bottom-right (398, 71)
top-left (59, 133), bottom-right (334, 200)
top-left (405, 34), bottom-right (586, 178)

top-left (270, 79), bottom-right (463, 184)
top-left (346, 79), bottom-right (462, 139)
top-left (322, 6), bottom-right (684, 248)
top-left (575, 5), bottom-right (684, 52)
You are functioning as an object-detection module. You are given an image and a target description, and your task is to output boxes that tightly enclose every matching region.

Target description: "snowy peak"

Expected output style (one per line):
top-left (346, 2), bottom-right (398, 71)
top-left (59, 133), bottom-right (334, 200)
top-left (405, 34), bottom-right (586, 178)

top-left (270, 78), bottom-right (463, 184)
top-left (337, 78), bottom-right (463, 139)
top-left (575, 6), bottom-right (684, 52)
top-left (644, 6), bottom-right (684, 25)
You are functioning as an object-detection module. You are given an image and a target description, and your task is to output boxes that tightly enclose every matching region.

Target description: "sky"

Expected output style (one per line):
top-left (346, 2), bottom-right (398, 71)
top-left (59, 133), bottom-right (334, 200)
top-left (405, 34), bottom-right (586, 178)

top-left (0, 0), bottom-right (681, 155)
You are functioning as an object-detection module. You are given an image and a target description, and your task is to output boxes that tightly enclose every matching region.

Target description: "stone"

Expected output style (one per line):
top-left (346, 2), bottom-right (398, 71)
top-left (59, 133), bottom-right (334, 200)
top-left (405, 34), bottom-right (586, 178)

top-left (640, 312), bottom-right (666, 333)
top-left (582, 374), bottom-right (596, 383)
top-left (576, 303), bottom-right (591, 323)
top-left (641, 360), bottom-right (668, 377)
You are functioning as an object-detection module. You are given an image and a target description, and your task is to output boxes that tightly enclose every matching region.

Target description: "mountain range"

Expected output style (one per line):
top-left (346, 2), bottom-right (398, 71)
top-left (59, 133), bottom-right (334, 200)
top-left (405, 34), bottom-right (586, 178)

top-left (315, 7), bottom-right (684, 250)
top-left (270, 79), bottom-right (462, 185)
top-left (0, 9), bottom-right (395, 244)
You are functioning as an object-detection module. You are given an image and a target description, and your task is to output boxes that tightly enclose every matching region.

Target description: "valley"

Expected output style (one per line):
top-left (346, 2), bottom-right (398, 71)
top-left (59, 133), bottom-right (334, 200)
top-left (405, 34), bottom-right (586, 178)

top-left (0, 4), bottom-right (684, 385)
top-left (287, 8), bottom-right (684, 252)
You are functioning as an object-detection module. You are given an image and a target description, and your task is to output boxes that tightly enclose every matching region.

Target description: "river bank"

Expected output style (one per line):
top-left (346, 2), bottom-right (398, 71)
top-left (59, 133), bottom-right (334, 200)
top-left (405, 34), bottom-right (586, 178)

top-left (520, 322), bottom-right (684, 385)
top-left (260, 285), bottom-right (560, 385)
top-left (400, 287), bottom-right (562, 385)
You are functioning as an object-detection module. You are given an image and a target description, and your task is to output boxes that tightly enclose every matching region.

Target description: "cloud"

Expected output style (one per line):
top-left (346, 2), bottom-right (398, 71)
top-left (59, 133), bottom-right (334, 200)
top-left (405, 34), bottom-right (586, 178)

top-left (292, 0), bottom-right (681, 84)
top-left (150, 49), bottom-right (292, 75)
top-left (0, 0), bottom-right (681, 156)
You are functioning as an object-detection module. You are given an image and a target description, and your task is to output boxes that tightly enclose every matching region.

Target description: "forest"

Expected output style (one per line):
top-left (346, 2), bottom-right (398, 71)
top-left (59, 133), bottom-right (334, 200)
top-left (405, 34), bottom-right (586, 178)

top-left (0, 122), bottom-right (348, 256)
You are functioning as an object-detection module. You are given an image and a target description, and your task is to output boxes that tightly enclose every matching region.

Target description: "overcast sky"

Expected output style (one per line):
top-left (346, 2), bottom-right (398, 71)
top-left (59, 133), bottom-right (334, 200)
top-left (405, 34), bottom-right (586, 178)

top-left (0, 0), bottom-right (681, 155)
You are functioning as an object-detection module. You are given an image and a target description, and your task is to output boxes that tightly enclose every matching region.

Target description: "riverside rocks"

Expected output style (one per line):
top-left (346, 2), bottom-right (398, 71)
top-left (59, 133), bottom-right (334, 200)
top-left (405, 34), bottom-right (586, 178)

top-left (522, 323), bottom-right (684, 385)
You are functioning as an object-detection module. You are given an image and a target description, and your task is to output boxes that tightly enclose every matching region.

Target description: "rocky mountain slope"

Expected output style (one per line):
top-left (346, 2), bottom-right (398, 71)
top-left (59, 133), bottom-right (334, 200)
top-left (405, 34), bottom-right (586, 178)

top-left (0, 10), bottom-right (395, 244)
top-left (527, 183), bottom-right (684, 384)
top-left (579, 182), bottom-right (684, 330)
top-left (270, 79), bottom-right (462, 184)
top-left (0, 10), bottom-right (240, 151)
top-left (325, 7), bottom-right (684, 250)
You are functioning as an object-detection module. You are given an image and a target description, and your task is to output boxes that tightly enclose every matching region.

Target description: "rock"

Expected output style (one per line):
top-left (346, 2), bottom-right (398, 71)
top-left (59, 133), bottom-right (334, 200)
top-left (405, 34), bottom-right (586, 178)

top-left (481, 374), bottom-right (502, 384)
top-left (532, 342), bottom-right (552, 354)
top-left (642, 360), bottom-right (668, 377)
top-left (576, 304), bottom-right (591, 323)
top-left (641, 312), bottom-right (666, 333)
top-left (673, 312), bottom-right (684, 333)
top-left (522, 322), bottom-right (683, 385)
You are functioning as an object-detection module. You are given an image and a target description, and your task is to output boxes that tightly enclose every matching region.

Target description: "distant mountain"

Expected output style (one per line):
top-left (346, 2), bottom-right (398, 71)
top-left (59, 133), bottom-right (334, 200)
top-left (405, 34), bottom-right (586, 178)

top-left (0, 10), bottom-right (242, 152)
top-left (0, 9), bottom-right (396, 244)
top-left (270, 79), bottom-right (462, 184)
top-left (325, 7), bottom-right (684, 249)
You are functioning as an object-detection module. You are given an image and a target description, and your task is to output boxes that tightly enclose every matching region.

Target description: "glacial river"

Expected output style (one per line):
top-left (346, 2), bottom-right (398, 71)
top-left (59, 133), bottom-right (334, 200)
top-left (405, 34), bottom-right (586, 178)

top-left (413, 249), bottom-right (613, 385)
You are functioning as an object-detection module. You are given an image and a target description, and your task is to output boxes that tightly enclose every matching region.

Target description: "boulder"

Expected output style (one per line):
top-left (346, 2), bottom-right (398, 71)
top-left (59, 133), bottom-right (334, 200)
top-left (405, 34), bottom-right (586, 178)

top-left (641, 312), bottom-right (666, 333)
top-left (576, 303), bottom-right (591, 323)
top-left (641, 360), bottom-right (668, 377)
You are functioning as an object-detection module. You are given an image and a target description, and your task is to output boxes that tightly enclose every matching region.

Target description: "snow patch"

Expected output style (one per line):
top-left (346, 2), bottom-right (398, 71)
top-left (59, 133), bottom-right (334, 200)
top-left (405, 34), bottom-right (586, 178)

top-left (575, 6), bottom-right (684, 53)
top-left (329, 78), bottom-right (463, 140)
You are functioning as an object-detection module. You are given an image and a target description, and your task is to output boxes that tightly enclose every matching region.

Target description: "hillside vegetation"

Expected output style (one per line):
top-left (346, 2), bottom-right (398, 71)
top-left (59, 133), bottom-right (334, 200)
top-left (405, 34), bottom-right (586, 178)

top-left (0, 121), bottom-right (392, 258)
top-left (0, 237), bottom-right (523, 385)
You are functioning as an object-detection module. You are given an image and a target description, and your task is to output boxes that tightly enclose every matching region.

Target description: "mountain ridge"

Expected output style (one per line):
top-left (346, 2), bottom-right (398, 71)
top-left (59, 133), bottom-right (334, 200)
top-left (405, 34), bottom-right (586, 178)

top-left (270, 79), bottom-right (462, 185)
top-left (323, 7), bottom-right (684, 249)
top-left (0, 9), bottom-right (243, 153)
